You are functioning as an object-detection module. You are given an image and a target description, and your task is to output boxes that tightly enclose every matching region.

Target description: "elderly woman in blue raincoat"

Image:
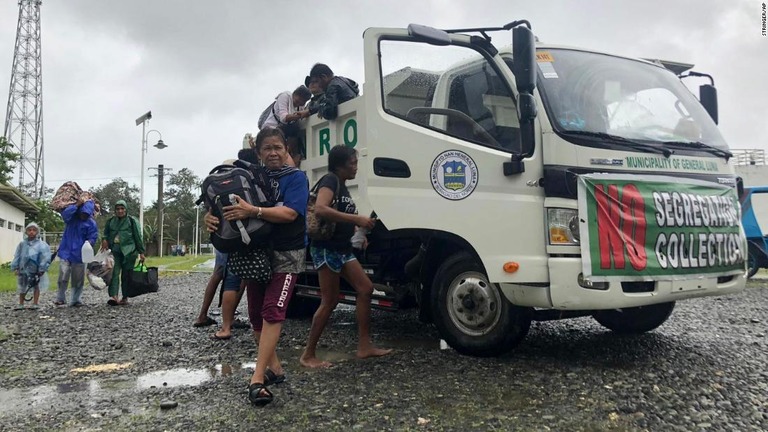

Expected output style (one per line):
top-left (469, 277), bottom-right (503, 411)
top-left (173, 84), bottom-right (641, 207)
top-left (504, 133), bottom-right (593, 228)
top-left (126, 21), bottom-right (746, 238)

top-left (10, 222), bottom-right (52, 310)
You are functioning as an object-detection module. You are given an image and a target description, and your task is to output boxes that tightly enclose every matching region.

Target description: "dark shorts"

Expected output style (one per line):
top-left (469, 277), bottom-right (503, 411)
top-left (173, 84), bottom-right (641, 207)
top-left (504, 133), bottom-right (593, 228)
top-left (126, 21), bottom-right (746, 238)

top-left (221, 268), bottom-right (242, 292)
top-left (246, 272), bottom-right (297, 331)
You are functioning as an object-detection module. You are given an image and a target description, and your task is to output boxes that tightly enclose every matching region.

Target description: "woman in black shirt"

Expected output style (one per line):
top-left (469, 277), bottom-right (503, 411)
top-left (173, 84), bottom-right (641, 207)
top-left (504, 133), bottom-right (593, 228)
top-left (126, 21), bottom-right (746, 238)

top-left (300, 145), bottom-right (392, 368)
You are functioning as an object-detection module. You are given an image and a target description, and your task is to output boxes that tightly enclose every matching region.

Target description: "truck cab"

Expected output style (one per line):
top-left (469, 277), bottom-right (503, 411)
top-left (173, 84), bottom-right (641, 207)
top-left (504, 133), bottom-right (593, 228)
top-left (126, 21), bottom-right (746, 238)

top-left (294, 21), bottom-right (747, 356)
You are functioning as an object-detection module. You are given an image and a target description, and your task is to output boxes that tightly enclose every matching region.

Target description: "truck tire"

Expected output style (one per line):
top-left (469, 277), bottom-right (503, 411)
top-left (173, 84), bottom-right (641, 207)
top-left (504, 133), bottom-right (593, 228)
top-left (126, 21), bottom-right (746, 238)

top-left (431, 252), bottom-right (531, 357)
top-left (747, 245), bottom-right (761, 279)
top-left (286, 296), bottom-right (320, 319)
top-left (592, 302), bottom-right (675, 334)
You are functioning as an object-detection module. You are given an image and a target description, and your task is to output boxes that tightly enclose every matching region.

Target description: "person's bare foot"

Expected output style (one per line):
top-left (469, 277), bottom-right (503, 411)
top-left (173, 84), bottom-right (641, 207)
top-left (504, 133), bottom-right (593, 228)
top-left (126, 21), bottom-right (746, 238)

top-left (356, 346), bottom-right (393, 359)
top-left (299, 354), bottom-right (332, 369)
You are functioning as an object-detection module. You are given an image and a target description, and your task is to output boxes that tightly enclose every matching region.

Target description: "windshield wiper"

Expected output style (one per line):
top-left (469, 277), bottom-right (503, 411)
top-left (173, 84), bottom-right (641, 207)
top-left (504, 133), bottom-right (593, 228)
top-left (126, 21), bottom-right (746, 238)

top-left (559, 130), bottom-right (674, 158)
top-left (661, 141), bottom-right (733, 162)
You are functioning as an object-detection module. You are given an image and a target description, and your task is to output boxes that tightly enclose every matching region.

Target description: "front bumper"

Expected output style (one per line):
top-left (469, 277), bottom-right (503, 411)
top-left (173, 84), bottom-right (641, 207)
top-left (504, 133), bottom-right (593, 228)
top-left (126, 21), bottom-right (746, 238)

top-left (499, 257), bottom-right (746, 310)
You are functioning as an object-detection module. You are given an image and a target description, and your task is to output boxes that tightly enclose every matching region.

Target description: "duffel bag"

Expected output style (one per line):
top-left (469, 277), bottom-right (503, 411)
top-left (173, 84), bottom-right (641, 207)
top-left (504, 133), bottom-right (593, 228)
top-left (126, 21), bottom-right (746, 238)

top-left (122, 263), bottom-right (159, 298)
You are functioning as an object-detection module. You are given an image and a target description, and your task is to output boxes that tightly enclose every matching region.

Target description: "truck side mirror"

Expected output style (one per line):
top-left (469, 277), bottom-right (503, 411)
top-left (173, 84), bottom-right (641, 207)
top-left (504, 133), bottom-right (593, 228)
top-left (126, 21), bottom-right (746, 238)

top-left (512, 26), bottom-right (536, 93)
top-left (699, 84), bottom-right (718, 124)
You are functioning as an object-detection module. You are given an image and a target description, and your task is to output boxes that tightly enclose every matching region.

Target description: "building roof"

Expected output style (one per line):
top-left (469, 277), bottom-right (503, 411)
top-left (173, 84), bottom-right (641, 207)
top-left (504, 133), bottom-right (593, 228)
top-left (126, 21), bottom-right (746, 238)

top-left (0, 183), bottom-right (39, 214)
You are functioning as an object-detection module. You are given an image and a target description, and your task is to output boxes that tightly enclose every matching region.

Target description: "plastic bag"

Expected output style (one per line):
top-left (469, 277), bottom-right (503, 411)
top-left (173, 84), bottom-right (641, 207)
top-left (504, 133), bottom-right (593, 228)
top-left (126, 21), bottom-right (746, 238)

top-left (86, 249), bottom-right (114, 290)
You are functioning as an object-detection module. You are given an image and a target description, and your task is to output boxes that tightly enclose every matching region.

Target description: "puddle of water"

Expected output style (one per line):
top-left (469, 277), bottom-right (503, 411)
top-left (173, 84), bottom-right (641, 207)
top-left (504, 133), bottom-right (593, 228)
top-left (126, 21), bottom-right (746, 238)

top-left (0, 362), bottom-right (257, 415)
top-left (135, 369), bottom-right (212, 390)
top-left (194, 258), bottom-right (216, 269)
top-left (381, 337), bottom-right (439, 351)
top-left (313, 348), bottom-right (357, 363)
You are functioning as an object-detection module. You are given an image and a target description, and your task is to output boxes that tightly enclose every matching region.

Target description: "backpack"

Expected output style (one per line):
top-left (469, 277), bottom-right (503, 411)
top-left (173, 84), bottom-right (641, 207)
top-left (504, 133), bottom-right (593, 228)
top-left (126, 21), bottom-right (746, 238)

top-left (197, 160), bottom-right (275, 252)
top-left (257, 101), bottom-right (279, 129)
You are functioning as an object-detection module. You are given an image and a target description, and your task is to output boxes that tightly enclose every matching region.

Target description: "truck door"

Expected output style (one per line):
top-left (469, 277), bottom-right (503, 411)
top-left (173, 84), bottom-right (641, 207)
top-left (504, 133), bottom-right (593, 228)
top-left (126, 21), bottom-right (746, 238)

top-left (360, 28), bottom-right (548, 284)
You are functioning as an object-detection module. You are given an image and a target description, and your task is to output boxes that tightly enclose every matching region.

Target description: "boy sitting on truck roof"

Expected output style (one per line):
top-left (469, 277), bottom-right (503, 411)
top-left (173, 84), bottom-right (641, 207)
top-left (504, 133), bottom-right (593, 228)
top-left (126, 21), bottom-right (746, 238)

top-left (305, 63), bottom-right (359, 120)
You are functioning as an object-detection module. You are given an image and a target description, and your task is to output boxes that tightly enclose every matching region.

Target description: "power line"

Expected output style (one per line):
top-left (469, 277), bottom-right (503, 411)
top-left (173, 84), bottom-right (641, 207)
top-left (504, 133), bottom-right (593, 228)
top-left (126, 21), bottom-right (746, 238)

top-left (46, 175), bottom-right (143, 183)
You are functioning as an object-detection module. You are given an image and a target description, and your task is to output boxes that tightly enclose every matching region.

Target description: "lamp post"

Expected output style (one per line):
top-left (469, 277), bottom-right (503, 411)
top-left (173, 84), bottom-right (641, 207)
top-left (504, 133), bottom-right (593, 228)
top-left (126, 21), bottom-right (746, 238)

top-left (135, 111), bottom-right (168, 231)
top-left (177, 217), bottom-right (182, 254)
top-left (193, 205), bottom-right (200, 257)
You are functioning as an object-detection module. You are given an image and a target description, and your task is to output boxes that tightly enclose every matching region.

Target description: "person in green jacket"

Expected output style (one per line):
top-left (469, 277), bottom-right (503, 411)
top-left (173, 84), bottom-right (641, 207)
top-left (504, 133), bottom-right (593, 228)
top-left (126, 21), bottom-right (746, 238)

top-left (101, 200), bottom-right (145, 306)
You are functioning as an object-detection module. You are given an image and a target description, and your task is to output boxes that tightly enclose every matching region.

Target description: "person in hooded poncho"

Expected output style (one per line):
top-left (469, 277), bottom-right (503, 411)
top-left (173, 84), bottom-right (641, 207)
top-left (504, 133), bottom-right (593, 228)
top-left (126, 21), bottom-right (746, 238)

top-left (56, 199), bottom-right (99, 307)
top-left (102, 200), bottom-right (145, 306)
top-left (11, 222), bottom-right (51, 310)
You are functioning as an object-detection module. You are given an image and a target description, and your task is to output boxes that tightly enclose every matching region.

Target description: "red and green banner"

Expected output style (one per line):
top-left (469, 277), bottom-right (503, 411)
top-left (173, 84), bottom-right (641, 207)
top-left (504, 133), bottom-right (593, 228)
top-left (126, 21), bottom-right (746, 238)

top-left (578, 174), bottom-right (746, 281)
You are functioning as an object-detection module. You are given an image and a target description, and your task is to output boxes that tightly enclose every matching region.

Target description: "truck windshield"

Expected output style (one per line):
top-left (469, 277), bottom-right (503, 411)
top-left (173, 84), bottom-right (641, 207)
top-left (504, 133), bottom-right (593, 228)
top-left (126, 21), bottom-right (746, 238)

top-left (531, 49), bottom-right (728, 151)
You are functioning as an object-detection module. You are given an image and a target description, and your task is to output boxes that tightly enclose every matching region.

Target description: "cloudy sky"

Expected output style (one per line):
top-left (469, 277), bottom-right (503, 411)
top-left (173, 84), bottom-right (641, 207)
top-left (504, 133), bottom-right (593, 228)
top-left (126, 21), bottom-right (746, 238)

top-left (1, 0), bottom-right (766, 204)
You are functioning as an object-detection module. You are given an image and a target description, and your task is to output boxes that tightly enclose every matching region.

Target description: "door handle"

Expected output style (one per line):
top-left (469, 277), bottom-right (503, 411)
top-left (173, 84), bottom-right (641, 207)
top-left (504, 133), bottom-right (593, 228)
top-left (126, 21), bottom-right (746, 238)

top-left (373, 158), bottom-right (411, 178)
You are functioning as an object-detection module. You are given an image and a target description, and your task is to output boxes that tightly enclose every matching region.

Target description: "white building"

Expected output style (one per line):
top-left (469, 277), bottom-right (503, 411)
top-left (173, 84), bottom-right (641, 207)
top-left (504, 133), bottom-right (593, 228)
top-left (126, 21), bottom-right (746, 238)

top-left (733, 149), bottom-right (768, 230)
top-left (0, 183), bottom-right (39, 264)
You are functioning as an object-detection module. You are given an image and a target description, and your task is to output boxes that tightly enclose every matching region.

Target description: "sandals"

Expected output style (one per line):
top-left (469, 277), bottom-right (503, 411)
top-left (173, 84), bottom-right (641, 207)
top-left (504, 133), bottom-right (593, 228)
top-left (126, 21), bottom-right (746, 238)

top-left (107, 299), bottom-right (119, 306)
top-left (263, 369), bottom-right (285, 386)
top-left (247, 383), bottom-right (273, 406)
top-left (193, 317), bottom-right (217, 328)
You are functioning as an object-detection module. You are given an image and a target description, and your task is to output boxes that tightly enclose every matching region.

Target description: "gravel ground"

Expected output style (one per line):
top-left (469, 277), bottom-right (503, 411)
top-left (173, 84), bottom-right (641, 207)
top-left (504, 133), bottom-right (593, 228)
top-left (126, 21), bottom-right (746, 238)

top-left (0, 273), bottom-right (766, 432)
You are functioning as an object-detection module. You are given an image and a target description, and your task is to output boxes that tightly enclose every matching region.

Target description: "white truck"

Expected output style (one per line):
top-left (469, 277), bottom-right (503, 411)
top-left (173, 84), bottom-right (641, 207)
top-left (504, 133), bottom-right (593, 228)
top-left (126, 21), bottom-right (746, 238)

top-left (291, 21), bottom-right (747, 356)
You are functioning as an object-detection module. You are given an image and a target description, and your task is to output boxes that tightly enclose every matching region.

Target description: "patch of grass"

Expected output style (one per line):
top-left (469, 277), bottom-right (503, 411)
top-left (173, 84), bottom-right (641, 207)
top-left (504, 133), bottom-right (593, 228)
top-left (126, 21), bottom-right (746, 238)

top-left (145, 255), bottom-right (213, 272)
top-left (0, 261), bottom-right (60, 293)
top-left (0, 255), bottom-right (214, 292)
top-left (0, 366), bottom-right (24, 377)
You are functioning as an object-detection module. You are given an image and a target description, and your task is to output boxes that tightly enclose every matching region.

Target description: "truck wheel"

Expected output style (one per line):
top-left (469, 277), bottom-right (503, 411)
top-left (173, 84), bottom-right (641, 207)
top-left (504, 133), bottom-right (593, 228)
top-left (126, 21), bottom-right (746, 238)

top-left (592, 302), bottom-right (675, 334)
top-left (747, 245), bottom-right (761, 279)
top-left (286, 296), bottom-right (320, 319)
top-left (431, 253), bottom-right (531, 357)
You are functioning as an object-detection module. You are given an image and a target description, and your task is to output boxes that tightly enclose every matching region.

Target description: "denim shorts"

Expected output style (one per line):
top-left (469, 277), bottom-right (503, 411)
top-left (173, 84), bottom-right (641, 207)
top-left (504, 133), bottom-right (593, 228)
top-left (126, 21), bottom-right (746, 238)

top-left (214, 249), bottom-right (228, 267)
top-left (310, 246), bottom-right (357, 273)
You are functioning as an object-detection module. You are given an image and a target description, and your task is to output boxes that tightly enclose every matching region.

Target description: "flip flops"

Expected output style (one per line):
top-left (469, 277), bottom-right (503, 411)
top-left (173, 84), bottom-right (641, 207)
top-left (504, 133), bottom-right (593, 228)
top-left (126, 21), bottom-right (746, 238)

top-left (210, 333), bottom-right (232, 341)
top-left (107, 299), bottom-right (119, 306)
top-left (232, 320), bottom-right (251, 330)
top-left (247, 383), bottom-right (273, 406)
top-left (263, 369), bottom-right (286, 386)
top-left (193, 317), bottom-right (217, 328)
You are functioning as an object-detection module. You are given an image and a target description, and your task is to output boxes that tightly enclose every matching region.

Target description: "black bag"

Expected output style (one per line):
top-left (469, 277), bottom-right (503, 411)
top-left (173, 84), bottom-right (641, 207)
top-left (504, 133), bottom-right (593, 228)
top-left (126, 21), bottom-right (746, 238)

top-left (197, 160), bottom-right (275, 253)
top-left (123, 263), bottom-right (159, 298)
top-left (306, 174), bottom-right (340, 241)
top-left (227, 248), bottom-right (272, 283)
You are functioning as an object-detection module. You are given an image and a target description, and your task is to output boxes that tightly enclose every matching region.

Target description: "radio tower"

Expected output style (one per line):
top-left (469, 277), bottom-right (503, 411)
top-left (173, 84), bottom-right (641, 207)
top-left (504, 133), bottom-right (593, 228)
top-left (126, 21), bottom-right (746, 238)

top-left (3, 0), bottom-right (44, 198)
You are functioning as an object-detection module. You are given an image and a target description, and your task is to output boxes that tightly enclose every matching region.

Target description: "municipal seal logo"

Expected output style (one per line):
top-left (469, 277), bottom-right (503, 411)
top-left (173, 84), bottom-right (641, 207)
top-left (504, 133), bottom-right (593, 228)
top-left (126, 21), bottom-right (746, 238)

top-left (430, 150), bottom-right (479, 200)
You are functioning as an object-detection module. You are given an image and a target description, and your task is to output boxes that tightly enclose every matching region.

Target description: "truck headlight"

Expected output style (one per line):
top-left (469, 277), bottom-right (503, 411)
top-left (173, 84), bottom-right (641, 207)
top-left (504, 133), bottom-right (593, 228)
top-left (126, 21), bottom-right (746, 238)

top-left (547, 208), bottom-right (580, 245)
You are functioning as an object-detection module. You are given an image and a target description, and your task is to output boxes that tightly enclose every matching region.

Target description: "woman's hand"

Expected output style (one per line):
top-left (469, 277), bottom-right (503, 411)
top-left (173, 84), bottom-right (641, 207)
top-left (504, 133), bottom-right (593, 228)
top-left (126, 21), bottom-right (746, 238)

top-left (101, 239), bottom-right (109, 251)
top-left (222, 196), bottom-right (258, 221)
top-left (356, 216), bottom-right (376, 230)
top-left (139, 254), bottom-right (145, 263)
top-left (204, 211), bottom-right (220, 233)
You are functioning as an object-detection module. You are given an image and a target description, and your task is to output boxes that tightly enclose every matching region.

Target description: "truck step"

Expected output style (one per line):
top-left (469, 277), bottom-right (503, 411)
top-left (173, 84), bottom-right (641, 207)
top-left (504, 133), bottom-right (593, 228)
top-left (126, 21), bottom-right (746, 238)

top-left (295, 284), bottom-right (400, 311)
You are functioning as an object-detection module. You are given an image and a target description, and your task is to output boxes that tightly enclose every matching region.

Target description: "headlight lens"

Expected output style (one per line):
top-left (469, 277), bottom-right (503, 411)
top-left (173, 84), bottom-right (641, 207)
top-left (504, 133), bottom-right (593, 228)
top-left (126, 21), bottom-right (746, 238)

top-left (547, 208), bottom-right (580, 245)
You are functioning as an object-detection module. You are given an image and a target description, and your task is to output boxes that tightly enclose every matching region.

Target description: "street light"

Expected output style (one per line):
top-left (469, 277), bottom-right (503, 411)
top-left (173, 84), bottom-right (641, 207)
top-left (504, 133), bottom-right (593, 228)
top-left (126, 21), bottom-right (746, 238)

top-left (135, 110), bottom-right (167, 231)
top-left (177, 217), bottom-right (182, 254)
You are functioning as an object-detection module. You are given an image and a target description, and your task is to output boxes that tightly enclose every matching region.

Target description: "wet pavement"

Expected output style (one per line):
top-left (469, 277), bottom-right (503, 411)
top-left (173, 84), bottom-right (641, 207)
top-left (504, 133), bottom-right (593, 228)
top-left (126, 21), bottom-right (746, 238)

top-left (0, 273), bottom-right (766, 431)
